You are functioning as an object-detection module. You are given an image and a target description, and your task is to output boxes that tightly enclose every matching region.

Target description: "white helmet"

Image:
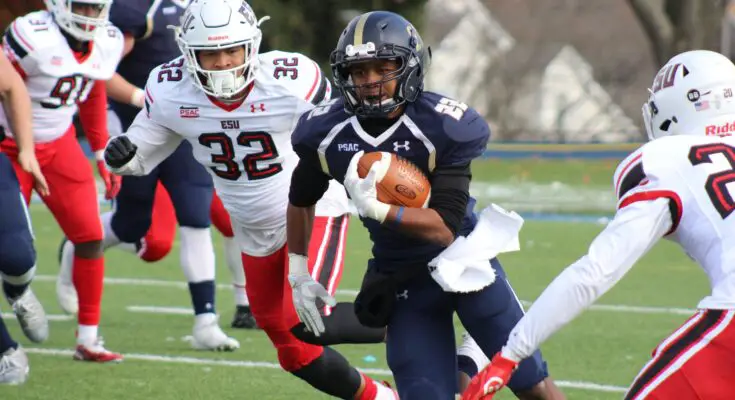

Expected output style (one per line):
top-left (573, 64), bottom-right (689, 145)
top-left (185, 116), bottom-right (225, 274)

top-left (642, 50), bottom-right (735, 140)
top-left (45, 0), bottom-right (112, 42)
top-left (172, 0), bottom-right (268, 99)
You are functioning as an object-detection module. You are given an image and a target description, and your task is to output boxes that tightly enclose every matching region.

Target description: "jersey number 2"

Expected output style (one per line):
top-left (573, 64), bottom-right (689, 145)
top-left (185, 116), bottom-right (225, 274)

top-left (689, 143), bottom-right (735, 219)
top-left (198, 131), bottom-right (282, 181)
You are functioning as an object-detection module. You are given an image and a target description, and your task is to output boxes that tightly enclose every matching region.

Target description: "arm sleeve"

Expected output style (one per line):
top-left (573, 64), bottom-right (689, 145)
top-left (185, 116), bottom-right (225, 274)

top-left (428, 163), bottom-right (471, 236)
top-left (288, 158), bottom-right (331, 207)
top-left (78, 80), bottom-right (108, 153)
top-left (502, 198), bottom-right (672, 362)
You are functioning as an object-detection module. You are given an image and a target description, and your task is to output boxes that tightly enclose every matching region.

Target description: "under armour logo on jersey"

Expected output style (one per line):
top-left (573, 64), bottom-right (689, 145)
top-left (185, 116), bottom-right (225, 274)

top-left (393, 141), bottom-right (410, 152)
top-left (250, 103), bottom-right (266, 113)
top-left (396, 290), bottom-right (408, 300)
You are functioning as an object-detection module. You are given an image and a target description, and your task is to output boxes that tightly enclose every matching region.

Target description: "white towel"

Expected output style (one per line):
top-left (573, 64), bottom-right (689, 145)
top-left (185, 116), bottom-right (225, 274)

top-left (428, 204), bottom-right (524, 293)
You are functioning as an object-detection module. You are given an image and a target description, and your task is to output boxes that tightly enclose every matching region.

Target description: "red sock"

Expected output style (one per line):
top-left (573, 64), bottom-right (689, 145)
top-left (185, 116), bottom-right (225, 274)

top-left (357, 373), bottom-right (377, 400)
top-left (72, 255), bottom-right (104, 326)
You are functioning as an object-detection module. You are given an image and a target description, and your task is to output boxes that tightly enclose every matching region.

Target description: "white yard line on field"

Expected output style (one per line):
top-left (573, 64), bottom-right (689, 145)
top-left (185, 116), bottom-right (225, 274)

top-left (35, 274), bottom-right (697, 316)
top-left (34, 274), bottom-right (360, 296)
top-left (127, 305), bottom-right (192, 315)
top-left (23, 347), bottom-right (627, 393)
top-left (1, 312), bottom-right (72, 321)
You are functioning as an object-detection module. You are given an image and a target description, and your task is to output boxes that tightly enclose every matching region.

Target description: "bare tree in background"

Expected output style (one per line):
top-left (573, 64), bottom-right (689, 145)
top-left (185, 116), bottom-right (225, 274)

top-left (628, 0), bottom-right (726, 68)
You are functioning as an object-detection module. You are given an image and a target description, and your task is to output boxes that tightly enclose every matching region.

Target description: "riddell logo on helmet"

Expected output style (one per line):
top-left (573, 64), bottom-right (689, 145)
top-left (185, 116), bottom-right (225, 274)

top-left (208, 35), bottom-right (229, 41)
top-left (705, 122), bottom-right (735, 136)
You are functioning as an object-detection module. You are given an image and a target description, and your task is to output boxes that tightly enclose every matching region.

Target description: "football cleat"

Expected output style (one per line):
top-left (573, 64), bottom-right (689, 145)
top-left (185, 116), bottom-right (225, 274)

top-left (8, 288), bottom-right (48, 343)
top-left (191, 313), bottom-right (240, 351)
top-left (0, 347), bottom-right (29, 385)
top-left (73, 337), bottom-right (123, 363)
top-left (231, 305), bottom-right (258, 329)
top-left (56, 238), bottom-right (78, 315)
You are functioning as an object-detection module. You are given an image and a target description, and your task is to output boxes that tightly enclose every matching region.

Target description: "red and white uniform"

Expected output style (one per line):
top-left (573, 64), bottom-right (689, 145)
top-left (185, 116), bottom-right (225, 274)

top-left (2, 11), bottom-right (121, 145)
top-left (0, 10), bottom-right (122, 239)
top-left (111, 50), bottom-right (349, 370)
top-left (0, 10), bottom-right (123, 357)
top-left (500, 134), bottom-right (735, 400)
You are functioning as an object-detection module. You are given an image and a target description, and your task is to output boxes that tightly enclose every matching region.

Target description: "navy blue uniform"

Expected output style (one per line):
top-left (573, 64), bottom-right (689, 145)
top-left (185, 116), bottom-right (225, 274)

top-left (0, 152), bottom-right (35, 282)
top-left (293, 93), bottom-right (548, 398)
top-left (108, 0), bottom-right (212, 242)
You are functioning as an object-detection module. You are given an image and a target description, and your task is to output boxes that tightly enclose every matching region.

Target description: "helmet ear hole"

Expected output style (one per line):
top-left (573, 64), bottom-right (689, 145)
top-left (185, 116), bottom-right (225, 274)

top-left (659, 119), bottom-right (672, 132)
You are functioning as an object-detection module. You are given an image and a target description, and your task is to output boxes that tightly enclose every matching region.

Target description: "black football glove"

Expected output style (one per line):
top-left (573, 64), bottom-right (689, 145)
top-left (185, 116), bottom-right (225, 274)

top-left (104, 135), bottom-right (138, 169)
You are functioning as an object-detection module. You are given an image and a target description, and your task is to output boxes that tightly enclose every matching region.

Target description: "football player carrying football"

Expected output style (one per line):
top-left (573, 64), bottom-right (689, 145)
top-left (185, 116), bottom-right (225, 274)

top-left (463, 50), bottom-right (735, 400)
top-left (287, 10), bottom-right (565, 400)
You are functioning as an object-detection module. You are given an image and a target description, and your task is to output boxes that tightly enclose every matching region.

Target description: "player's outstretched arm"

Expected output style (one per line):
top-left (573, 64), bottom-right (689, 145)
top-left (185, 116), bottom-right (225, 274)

top-left (287, 158), bottom-right (335, 336)
top-left (0, 50), bottom-right (48, 195)
top-left (104, 110), bottom-right (182, 176)
top-left (462, 198), bottom-right (673, 399)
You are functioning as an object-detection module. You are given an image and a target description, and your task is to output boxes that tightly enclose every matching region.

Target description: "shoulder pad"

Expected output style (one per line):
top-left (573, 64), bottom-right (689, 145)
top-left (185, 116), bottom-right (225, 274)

top-left (612, 136), bottom-right (691, 199)
top-left (613, 144), bottom-right (647, 200)
top-left (143, 57), bottom-right (187, 120)
top-left (414, 92), bottom-right (490, 165)
top-left (258, 50), bottom-right (331, 105)
top-left (418, 92), bottom-right (489, 142)
top-left (93, 24), bottom-right (125, 65)
top-left (4, 12), bottom-right (56, 59)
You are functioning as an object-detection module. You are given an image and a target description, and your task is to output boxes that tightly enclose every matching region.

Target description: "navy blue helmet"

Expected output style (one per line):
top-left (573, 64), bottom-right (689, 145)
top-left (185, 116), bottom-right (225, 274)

top-left (330, 11), bottom-right (431, 118)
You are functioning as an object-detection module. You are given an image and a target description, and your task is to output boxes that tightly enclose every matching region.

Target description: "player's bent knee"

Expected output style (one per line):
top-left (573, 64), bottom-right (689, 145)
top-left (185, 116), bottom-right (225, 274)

top-left (262, 327), bottom-right (323, 371)
top-left (140, 240), bottom-right (173, 263)
top-left (139, 238), bottom-right (173, 262)
top-left (0, 236), bottom-right (35, 276)
top-left (111, 213), bottom-right (152, 243)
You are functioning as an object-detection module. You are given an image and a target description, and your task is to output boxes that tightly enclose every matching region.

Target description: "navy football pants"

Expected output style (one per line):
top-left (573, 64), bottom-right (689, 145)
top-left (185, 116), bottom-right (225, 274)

top-left (385, 258), bottom-right (548, 399)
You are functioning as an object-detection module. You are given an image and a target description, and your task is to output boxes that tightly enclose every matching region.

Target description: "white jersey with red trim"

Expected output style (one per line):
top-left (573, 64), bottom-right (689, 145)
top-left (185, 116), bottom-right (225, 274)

top-left (613, 134), bottom-right (735, 309)
top-left (114, 50), bottom-right (344, 254)
top-left (0, 11), bottom-right (123, 143)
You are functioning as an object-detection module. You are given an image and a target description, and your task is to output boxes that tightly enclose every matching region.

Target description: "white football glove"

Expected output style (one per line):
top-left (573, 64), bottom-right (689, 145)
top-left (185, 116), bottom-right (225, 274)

top-left (288, 253), bottom-right (336, 336)
top-left (344, 151), bottom-right (391, 223)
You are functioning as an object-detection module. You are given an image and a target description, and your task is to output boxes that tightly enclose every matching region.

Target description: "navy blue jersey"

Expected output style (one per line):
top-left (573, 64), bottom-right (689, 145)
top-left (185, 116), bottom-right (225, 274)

top-left (293, 92), bottom-right (489, 268)
top-left (109, 0), bottom-right (185, 127)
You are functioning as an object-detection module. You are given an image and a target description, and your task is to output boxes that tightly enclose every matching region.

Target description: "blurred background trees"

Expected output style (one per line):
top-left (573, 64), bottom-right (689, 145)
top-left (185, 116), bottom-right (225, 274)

top-left (628, 0), bottom-right (727, 67)
top-left (0, 0), bottom-right (425, 68)
top-left (250, 0), bottom-right (426, 68)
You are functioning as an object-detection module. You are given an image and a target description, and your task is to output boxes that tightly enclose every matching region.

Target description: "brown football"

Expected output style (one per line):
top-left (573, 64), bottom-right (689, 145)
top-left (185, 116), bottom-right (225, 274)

top-left (356, 151), bottom-right (431, 208)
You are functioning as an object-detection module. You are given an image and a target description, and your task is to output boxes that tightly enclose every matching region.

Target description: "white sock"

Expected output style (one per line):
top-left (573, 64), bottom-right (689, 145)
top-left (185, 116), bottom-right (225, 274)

top-left (77, 324), bottom-right (98, 344)
top-left (101, 211), bottom-right (137, 254)
top-left (223, 237), bottom-right (248, 306)
top-left (179, 227), bottom-right (215, 282)
top-left (457, 332), bottom-right (490, 371)
top-left (194, 312), bottom-right (217, 327)
top-left (375, 381), bottom-right (397, 399)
